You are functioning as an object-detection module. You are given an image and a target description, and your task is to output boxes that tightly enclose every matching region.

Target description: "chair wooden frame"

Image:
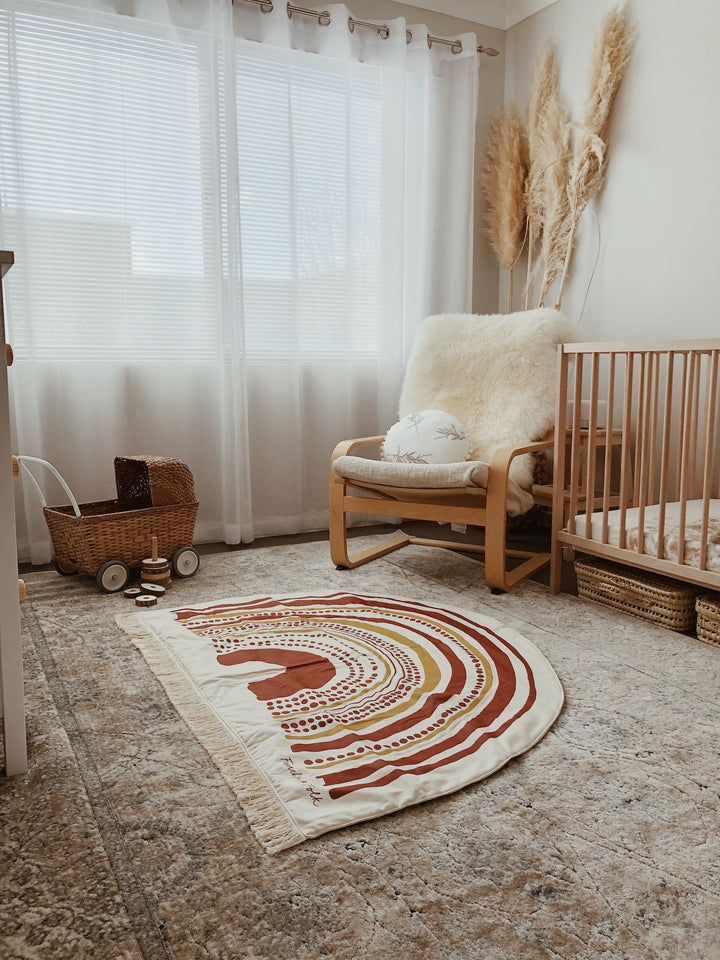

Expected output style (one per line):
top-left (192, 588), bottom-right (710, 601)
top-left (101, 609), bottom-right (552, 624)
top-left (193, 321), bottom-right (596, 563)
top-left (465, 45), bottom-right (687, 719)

top-left (329, 432), bottom-right (555, 592)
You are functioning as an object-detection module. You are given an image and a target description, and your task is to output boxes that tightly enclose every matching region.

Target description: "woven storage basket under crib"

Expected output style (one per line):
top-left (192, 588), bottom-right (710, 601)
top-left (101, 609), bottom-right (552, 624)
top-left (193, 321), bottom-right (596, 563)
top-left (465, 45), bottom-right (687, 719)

top-left (574, 557), bottom-right (700, 632)
top-left (695, 594), bottom-right (720, 647)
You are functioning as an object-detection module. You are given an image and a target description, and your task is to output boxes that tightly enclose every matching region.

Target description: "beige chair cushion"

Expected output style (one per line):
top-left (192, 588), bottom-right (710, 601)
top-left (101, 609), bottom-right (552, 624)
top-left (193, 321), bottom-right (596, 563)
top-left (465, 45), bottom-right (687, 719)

top-left (332, 455), bottom-right (534, 516)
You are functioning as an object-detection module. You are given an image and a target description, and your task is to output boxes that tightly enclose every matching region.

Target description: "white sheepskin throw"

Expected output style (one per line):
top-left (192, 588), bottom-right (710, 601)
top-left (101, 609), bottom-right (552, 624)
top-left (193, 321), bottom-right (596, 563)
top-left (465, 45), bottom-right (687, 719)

top-left (398, 308), bottom-right (577, 488)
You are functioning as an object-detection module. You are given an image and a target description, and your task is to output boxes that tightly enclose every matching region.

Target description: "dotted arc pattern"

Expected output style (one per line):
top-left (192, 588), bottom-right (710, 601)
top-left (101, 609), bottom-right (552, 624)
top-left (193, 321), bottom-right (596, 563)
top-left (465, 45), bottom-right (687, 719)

top-left (171, 593), bottom-right (541, 801)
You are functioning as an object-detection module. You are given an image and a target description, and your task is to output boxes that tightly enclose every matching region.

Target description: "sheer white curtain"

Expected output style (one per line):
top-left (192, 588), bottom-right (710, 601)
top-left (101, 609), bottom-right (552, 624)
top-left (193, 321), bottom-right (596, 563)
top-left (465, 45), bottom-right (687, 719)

top-left (0, 0), bottom-right (479, 563)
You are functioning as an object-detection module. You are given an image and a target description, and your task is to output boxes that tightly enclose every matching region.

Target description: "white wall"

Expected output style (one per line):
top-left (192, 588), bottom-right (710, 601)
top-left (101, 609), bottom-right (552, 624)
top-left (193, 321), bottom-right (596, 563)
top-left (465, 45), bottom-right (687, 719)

top-left (505, 0), bottom-right (720, 340)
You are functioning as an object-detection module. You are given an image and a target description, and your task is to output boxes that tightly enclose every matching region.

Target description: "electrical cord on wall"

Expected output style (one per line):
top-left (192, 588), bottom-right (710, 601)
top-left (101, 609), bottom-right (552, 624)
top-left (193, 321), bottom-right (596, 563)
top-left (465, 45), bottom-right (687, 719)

top-left (499, 184), bottom-right (602, 325)
top-left (577, 207), bottom-right (602, 327)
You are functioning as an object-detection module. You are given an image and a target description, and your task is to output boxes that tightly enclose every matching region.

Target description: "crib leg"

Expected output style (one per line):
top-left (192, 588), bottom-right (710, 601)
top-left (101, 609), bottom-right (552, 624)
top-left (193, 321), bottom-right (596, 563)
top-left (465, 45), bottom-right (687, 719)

top-left (550, 539), bottom-right (563, 594)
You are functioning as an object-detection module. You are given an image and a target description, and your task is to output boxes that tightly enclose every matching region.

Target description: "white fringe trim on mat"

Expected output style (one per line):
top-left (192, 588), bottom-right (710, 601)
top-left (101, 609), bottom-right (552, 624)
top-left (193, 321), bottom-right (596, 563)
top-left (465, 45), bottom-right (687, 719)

top-left (115, 612), bottom-right (305, 855)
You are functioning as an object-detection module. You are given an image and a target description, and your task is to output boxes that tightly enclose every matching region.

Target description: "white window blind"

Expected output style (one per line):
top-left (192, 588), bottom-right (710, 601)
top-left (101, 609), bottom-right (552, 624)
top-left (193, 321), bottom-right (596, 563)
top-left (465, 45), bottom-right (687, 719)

top-left (0, 3), bottom-right (385, 363)
top-left (0, 5), bottom-right (219, 361)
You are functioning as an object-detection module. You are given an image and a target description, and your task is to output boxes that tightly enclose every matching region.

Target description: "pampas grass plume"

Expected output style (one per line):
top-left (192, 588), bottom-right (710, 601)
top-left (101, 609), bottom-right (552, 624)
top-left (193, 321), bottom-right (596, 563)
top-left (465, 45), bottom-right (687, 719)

top-left (557, 7), bottom-right (634, 306)
top-left (525, 48), bottom-right (556, 249)
top-left (537, 92), bottom-right (572, 305)
top-left (525, 46), bottom-right (569, 309)
top-left (482, 101), bottom-right (527, 309)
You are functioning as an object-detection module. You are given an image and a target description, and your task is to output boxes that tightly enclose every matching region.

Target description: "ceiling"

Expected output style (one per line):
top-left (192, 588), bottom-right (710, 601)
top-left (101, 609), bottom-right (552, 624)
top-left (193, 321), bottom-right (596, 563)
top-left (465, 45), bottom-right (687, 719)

top-left (395, 0), bottom-right (558, 30)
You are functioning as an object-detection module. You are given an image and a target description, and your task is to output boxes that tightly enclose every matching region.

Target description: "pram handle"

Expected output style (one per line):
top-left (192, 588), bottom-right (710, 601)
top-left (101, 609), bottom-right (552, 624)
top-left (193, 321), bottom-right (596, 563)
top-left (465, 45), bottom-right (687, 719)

top-left (14, 456), bottom-right (81, 518)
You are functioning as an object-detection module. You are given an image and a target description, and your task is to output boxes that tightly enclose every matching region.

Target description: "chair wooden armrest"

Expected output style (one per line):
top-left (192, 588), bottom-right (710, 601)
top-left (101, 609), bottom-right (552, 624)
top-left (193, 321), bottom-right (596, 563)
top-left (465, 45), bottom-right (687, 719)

top-left (487, 431), bottom-right (554, 497)
top-left (487, 432), bottom-right (555, 473)
top-left (334, 433), bottom-right (554, 468)
top-left (330, 435), bottom-right (385, 461)
top-left (484, 433), bottom-right (552, 515)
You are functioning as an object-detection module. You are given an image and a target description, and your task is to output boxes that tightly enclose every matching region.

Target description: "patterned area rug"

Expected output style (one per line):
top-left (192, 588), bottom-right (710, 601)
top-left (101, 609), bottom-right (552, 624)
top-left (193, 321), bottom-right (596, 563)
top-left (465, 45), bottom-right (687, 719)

top-left (118, 592), bottom-right (563, 853)
top-left (6, 538), bottom-right (720, 960)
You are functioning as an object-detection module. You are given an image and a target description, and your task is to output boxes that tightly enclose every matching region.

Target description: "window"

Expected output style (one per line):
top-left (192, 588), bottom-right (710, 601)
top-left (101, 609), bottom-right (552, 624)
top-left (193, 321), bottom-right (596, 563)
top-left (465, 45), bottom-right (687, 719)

top-left (0, 4), bottom-right (385, 362)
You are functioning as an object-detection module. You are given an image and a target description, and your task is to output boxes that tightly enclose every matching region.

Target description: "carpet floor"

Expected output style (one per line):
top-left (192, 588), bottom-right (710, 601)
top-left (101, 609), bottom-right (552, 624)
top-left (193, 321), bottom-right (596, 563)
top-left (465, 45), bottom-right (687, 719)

top-left (1, 536), bottom-right (719, 960)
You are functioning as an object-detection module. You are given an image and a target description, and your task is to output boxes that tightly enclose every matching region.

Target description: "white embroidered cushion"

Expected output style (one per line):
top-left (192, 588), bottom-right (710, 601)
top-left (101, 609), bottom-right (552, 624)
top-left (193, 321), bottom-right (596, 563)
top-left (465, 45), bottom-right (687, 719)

top-left (381, 410), bottom-right (470, 464)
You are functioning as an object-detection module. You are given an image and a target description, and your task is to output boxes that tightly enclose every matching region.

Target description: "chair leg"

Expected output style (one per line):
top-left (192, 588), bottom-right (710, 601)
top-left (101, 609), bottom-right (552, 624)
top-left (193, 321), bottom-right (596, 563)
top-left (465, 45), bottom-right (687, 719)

top-left (329, 474), bottom-right (352, 566)
top-left (484, 501), bottom-right (509, 592)
top-left (329, 474), bottom-right (411, 569)
top-left (485, 501), bottom-right (550, 592)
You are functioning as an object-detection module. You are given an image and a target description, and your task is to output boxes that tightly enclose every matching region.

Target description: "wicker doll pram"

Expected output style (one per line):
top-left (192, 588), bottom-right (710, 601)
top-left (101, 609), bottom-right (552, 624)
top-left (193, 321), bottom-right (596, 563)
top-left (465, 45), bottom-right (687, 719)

top-left (16, 454), bottom-right (200, 592)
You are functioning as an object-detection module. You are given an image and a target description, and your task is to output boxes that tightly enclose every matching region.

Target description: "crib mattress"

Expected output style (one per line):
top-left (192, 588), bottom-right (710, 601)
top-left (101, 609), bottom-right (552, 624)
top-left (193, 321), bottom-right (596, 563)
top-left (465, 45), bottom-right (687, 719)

top-left (573, 499), bottom-right (720, 573)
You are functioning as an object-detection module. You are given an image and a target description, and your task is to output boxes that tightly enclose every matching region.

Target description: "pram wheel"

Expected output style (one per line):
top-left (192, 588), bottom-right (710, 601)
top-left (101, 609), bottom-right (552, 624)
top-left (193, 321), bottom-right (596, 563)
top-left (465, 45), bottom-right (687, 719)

top-left (171, 547), bottom-right (200, 578)
top-left (54, 560), bottom-right (78, 576)
top-left (96, 560), bottom-right (130, 593)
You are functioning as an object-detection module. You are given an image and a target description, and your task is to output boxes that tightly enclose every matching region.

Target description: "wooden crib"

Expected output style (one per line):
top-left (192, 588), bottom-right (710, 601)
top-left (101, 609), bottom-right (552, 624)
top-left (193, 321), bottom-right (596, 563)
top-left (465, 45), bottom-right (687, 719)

top-left (550, 338), bottom-right (720, 594)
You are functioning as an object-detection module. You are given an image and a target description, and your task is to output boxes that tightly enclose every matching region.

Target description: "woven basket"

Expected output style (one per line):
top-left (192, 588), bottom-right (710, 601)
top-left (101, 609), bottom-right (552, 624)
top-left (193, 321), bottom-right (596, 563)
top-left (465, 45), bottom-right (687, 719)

top-left (574, 557), bottom-right (700, 632)
top-left (695, 594), bottom-right (720, 648)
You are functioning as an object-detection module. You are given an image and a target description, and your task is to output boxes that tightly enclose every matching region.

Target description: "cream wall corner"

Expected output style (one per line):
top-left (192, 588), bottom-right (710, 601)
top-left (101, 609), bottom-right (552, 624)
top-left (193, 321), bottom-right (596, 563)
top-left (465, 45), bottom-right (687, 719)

top-left (504, 0), bottom-right (720, 339)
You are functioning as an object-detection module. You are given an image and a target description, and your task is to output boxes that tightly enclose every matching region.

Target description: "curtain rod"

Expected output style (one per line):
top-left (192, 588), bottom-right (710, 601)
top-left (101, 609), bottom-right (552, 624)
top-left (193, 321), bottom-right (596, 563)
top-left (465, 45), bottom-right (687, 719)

top-left (236, 0), bottom-right (500, 56)
top-left (287, 3), bottom-right (331, 25)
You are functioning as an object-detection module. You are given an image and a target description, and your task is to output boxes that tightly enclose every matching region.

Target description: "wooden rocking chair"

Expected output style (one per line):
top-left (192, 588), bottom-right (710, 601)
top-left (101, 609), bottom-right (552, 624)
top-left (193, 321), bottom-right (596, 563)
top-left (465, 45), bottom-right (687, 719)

top-left (329, 309), bottom-right (576, 592)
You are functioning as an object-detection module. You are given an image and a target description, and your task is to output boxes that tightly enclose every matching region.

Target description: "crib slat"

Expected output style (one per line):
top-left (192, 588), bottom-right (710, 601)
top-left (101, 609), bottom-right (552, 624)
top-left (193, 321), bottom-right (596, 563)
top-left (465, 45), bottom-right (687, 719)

top-left (633, 353), bottom-right (646, 508)
top-left (647, 352), bottom-right (660, 505)
top-left (677, 351), bottom-right (696, 565)
top-left (584, 353), bottom-right (600, 539)
top-left (656, 352), bottom-right (674, 558)
top-left (636, 352), bottom-right (655, 554)
top-left (675, 353), bottom-right (689, 499)
top-left (689, 351), bottom-right (701, 497)
top-left (700, 350), bottom-right (719, 569)
top-left (601, 354), bottom-right (616, 543)
top-left (568, 355), bottom-right (584, 535)
top-left (618, 353), bottom-right (634, 549)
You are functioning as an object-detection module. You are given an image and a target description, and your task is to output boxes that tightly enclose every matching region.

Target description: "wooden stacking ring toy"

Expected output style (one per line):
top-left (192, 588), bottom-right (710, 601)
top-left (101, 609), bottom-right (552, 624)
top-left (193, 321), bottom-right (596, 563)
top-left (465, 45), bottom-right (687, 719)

top-left (135, 594), bottom-right (157, 607)
top-left (140, 583), bottom-right (166, 597)
top-left (140, 536), bottom-right (172, 588)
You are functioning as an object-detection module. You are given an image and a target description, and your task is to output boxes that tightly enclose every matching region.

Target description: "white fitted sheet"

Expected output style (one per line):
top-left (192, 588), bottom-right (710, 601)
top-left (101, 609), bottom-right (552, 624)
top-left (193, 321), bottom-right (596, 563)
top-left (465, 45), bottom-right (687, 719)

top-left (573, 499), bottom-right (720, 573)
